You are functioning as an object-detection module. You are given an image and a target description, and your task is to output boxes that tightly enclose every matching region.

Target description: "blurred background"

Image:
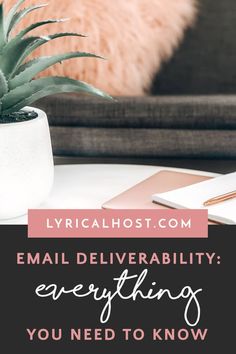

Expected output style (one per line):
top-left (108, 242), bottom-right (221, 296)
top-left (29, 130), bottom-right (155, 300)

top-left (7, 0), bottom-right (236, 173)
top-left (153, 0), bottom-right (236, 95)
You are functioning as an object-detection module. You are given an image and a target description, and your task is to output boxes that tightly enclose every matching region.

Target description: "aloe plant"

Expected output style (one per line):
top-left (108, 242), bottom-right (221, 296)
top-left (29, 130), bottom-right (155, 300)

top-left (0, 0), bottom-right (112, 121)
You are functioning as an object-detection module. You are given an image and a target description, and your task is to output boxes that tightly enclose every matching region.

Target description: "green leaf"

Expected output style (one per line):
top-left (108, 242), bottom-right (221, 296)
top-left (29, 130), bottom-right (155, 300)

top-left (7, 3), bottom-right (49, 37)
top-left (15, 18), bottom-right (69, 40)
top-left (4, 0), bottom-right (26, 34)
top-left (14, 57), bottom-right (45, 75)
top-left (0, 36), bottom-right (40, 77)
top-left (2, 76), bottom-right (113, 114)
top-left (15, 32), bottom-right (86, 72)
top-left (9, 52), bottom-right (103, 89)
top-left (0, 3), bottom-right (5, 49)
top-left (0, 69), bottom-right (8, 99)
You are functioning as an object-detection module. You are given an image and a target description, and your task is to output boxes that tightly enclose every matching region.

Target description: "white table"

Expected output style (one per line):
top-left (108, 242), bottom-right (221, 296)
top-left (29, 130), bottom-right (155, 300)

top-left (2, 164), bottom-right (218, 225)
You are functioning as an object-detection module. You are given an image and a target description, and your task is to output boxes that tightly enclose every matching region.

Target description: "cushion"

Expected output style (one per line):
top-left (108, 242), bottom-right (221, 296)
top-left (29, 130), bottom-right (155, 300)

top-left (6, 0), bottom-right (196, 95)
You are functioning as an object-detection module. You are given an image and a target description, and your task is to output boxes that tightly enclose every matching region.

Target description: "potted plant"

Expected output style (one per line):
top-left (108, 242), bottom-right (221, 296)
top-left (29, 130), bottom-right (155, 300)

top-left (0, 0), bottom-right (111, 220)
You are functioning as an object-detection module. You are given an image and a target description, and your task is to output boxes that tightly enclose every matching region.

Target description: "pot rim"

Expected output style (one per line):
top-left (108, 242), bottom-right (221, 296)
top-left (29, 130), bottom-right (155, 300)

top-left (0, 106), bottom-right (47, 127)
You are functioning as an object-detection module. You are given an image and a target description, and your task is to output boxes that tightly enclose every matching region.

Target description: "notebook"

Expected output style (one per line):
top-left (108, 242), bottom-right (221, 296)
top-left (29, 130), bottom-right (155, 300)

top-left (152, 171), bottom-right (236, 225)
top-left (102, 170), bottom-right (218, 224)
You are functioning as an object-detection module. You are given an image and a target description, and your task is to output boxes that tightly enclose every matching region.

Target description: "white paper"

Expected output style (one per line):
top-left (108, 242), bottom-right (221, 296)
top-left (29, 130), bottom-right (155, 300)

top-left (152, 172), bottom-right (236, 224)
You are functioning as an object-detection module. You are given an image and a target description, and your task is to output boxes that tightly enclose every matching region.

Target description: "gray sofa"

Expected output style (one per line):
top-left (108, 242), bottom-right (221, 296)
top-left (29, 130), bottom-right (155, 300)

top-left (36, 0), bottom-right (236, 174)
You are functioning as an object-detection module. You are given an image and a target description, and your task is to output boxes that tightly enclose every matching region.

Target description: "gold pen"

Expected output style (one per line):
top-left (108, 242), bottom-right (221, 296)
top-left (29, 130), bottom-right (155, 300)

top-left (203, 190), bottom-right (236, 206)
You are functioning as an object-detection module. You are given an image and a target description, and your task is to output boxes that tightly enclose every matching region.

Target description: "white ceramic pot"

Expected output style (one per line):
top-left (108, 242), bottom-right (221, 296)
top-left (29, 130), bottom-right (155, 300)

top-left (0, 107), bottom-right (54, 220)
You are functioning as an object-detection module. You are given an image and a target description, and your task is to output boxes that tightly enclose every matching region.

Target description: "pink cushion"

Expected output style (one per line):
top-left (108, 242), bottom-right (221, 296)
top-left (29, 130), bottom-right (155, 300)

top-left (7, 0), bottom-right (197, 95)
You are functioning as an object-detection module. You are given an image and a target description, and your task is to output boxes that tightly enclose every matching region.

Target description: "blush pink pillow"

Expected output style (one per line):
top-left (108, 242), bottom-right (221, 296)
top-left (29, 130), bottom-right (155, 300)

top-left (7, 0), bottom-right (197, 95)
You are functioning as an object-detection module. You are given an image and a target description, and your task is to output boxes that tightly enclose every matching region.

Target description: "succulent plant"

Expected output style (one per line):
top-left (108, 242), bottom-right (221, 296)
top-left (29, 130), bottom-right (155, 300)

top-left (0, 0), bottom-right (112, 121)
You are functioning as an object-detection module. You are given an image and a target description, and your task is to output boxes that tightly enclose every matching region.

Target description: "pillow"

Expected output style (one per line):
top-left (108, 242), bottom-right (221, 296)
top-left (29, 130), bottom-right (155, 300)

top-left (6, 0), bottom-right (197, 95)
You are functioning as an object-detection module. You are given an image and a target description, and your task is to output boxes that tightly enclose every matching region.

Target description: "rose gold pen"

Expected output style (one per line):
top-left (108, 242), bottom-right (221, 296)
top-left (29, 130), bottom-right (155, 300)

top-left (203, 190), bottom-right (236, 206)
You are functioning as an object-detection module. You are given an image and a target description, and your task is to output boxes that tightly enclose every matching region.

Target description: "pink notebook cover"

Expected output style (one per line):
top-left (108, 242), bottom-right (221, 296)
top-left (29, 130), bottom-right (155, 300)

top-left (102, 170), bottom-right (216, 224)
